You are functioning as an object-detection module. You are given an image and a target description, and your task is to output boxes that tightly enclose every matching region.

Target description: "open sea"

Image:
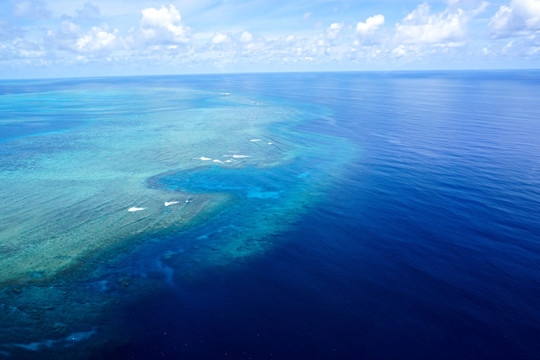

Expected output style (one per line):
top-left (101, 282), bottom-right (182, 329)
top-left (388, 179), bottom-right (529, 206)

top-left (0, 71), bottom-right (539, 359)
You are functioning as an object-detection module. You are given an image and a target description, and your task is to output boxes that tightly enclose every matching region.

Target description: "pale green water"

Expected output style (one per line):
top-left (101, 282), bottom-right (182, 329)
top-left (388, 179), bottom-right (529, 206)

top-left (2, 88), bottom-right (260, 282)
top-left (0, 77), bottom-right (355, 358)
top-left (0, 83), bottom-right (347, 284)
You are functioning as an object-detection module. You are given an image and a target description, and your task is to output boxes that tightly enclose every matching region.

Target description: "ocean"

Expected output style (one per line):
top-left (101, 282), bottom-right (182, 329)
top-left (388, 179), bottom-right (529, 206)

top-left (0, 71), bottom-right (539, 359)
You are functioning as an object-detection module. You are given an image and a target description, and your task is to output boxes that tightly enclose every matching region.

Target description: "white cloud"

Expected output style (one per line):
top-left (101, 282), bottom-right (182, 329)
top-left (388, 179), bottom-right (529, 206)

top-left (46, 18), bottom-right (127, 55)
top-left (392, 44), bottom-right (408, 57)
top-left (356, 15), bottom-right (385, 35)
top-left (482, 29), bottom-right (540, 57)
top-left (44, 20), bottom-right (80, 52)
top-left (4, 1), bottom-right (537, 75)
top-left (395, 3), bottom-right (467, 45)
top-left (13, 38), bottom-right (46, 58)
top-left (212, 33), bottom-right (228, 45)
top-left (240, 31), bottom-right (253, 43)
top-left (0, 36), bottom-right (45, 61)
top-left (388, 2), bottom-right (490, 61)
top-left (489, 0), bottom-right (540, 38)
top-left (327, 23), bottom-right (343, 40)
top-left (0, 17), bottom-right (46, 61)
top-left (355, 15), bottom-right (385, 45)
top-left (140, 4), bottom-right (190, 44)
top-left (76, 25), bottom-right (121, 52)
top-left (285, 35), bottom-right (296, 43)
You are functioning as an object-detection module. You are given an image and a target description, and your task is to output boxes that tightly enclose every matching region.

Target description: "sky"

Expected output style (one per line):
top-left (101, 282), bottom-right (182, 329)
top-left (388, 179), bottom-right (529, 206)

top-left (0, 0), bottom-right (539, 78)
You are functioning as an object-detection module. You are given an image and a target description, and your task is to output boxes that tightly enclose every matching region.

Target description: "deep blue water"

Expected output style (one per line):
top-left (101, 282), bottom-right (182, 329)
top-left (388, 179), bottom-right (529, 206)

top-left (2, 71), bottom-right (540, 359)
top-left (104, 72), bottom-right (540, 359)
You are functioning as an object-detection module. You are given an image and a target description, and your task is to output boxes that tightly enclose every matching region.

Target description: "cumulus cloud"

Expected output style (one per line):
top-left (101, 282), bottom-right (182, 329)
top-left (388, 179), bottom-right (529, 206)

top-left (4, 1), bottom-right (537, 74)
top-left (44, 20), bottom-right (80, 52)
top-left (0, 19), bottom-right (45, 61)
top-left (326, 23), bottom-right (343, 40)
top-left (140, 4), bottom-right (190, 44)
top-left (240, 31), bottom-right (253, 43)
top-left (356, 15), bottom-right (385, 35)
top-left (285, 34), bottom-right (296, 43)
top-left (395, 3), bottom-right (467, 46)
top-left (389, 2), bottom-right (489, 59)
top-left (355, 15), bottom-right (385, 45)
top-left (212, 33), bottom-right (228, 45)
top-left (44, 19), bottom-right (124, 55)
top-left (13, 38), bottom-right (46, 58)
top-left (76, 25), bottom-right (122, 52)
top-left (489, 0), bottom-right (540, 38)
top-left (392, 44), bottom-right (408, 57)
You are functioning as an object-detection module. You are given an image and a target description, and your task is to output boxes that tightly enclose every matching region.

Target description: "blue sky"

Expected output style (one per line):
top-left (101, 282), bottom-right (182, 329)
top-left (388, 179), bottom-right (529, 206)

top-left (0, 0), bottom-right (539, 78)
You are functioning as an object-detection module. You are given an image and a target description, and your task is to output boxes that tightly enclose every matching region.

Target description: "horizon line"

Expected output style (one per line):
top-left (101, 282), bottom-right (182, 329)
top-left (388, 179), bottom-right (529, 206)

top-left (2, 68), bottom-right (539, 82)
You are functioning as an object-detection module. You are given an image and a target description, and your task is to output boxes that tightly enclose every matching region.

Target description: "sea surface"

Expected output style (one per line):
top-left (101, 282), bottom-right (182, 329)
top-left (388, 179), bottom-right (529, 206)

top-left (0, 71), bottom-right (539, 359)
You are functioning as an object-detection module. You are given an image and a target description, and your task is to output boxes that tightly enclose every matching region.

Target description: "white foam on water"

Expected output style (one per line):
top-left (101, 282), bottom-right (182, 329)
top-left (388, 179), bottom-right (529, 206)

top-left (9, 329), bottom-right (98, 351)
top-left (9, 328), bottom-right (95, 352)
top-left (128, 207), bottom-right (146, 212)
top-left (65, 329), bottom-right (96, 343)
top-left (225, 160), bottom-right (233, 163)
top-left (199, 157), bottom-right (212, 161)
top-left (250, 139), bottom-right (261, 142)
top-left (220, 92), bottom-right (230, 95)
top-left (164, 201), bottom-right (180, 207)
top-left (268, 142), bottom-right (273, 145)
top-left (232, 155), bottom-right (250, 158)
top-left (213, 159), bottom-right (224, 164)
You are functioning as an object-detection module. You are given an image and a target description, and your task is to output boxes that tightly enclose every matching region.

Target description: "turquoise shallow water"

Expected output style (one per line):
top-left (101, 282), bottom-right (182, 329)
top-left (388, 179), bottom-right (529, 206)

top-left (1, 72), bottom-right (540, 359)
top-left (0, 75), bottom-right (353, 358)
top-left (0, 79), bottom-right (347, 284)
